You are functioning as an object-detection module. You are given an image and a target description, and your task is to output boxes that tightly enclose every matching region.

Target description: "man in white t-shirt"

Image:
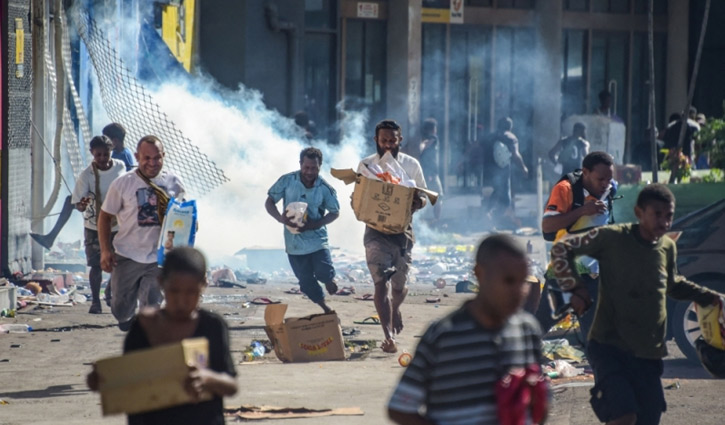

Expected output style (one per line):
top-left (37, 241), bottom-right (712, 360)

top-left (98, 135), bottom-right (185, 331)
top-left (71, 135), bottom-right (126, 314)
top-left (357, 120), bottom-right (428, 354)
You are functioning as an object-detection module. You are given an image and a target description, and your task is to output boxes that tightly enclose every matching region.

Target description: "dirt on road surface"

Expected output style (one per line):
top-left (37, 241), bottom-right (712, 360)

top-left (1, 283), bottom-right (722, 425)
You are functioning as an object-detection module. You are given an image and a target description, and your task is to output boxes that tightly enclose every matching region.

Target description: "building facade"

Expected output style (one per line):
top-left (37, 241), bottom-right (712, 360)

top-left (185, 0), bottom-right (704, 193)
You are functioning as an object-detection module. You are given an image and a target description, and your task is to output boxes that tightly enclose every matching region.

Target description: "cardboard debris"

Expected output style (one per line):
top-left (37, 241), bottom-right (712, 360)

top-left (331, 168), bottom-right (438, 234)
top-left (0, 286), bottom-right (17, 312)
top-left (264, 304), bottom-right (345, 362)
top-left (224, 405), bottom-right (364, 420)
top-left (95, 337), bottom-right (211, 415)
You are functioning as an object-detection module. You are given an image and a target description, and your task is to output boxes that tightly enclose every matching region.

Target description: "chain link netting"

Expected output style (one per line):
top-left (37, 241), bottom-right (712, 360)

top-left (40, 4), bottom-right (86, 186)
top-left (72, 9), bottom-right (229, 196)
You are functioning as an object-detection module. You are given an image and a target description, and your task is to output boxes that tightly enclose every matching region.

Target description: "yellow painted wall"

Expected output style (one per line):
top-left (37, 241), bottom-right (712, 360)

top-left (161, 0), bottom-right (195, 72)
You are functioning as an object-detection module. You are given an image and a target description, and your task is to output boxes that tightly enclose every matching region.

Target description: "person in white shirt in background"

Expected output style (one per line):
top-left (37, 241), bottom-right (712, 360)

top-left (72, 135), bottom-right (126, 314)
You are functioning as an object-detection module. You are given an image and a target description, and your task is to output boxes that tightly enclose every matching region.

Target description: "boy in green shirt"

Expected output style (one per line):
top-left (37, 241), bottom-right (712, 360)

top-left (551, 183), bottom-right (721, 425)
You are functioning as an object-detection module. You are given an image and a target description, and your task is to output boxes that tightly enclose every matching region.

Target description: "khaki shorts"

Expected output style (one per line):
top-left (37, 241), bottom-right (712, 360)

top-left (364, 228), bottom-right (412, 291)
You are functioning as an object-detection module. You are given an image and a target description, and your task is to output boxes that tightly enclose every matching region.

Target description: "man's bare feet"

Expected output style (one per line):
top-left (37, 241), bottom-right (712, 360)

top-left (316, 300), bottom-right (333, 314)
top-left (324, 280), bottom-right (338, 296)
top-left (392, 308), bottom-right (404, 335)
top-left (391, 286), bottom-right (408, 335)
top-left (381, 338), bottom-right (398, 353)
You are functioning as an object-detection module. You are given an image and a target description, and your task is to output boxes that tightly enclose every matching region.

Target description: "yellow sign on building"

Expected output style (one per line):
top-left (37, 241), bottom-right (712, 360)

top-left (422, 8), bottom-right (450, 24)
top-left (161, 0), bottom-right (196, 72)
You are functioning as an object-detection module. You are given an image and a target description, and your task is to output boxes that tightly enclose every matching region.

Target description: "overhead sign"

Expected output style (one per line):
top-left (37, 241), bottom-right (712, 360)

top-left (450, 0), bottom-right (464, 24)
top-left (357, 2), bottom-right (379, 19)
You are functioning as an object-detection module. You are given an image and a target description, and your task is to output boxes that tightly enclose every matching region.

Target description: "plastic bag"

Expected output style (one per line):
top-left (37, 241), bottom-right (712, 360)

top-left (551, 359), bottom-right (584, 378)
top-left (542, 338), bottom-right (585, 362)
top-left (157, 197), bottom-right (198, 266)
top-left (284, 202), bottom-right (308, 234)
top-left (696, 295), bottom-right (725, 350)
top-left (362, 152), bottom-right (416, 187)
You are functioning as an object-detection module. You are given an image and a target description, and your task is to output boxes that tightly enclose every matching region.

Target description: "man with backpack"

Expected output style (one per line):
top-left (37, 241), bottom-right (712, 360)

top-left (536, 151), bottom-right (615, 340)
top-left (485, 117), bottom-right (528, 228)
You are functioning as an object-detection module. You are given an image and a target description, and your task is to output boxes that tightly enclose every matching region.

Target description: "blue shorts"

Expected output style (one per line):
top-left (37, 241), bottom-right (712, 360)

top-left (587, 339), bottom-right (666, 425)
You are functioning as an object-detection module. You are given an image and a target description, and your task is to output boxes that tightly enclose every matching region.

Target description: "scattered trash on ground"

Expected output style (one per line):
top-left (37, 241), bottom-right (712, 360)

top-left (224, 405), bottom-right (364, 420)
top-left (665, 381), bottom-right (681, 390)
top-left (545, 359), bottom-right (585, 378)
top-left (353, 316), bottom-right (380, 325)
top-left (242, 340), bottom-right (272, 362)
top-left (542, 338), bottom-right (585, 362)
top-left (0, 324), bottom-right (32, 333)
top-left (398, 351), bottom-right (413, 367)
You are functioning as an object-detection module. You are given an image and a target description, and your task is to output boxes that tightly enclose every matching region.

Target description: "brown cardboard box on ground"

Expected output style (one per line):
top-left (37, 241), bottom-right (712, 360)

top-left (95, 337), bottom-right (211, 416)
top-left (331, 168), bottom-right (438, 234)
top-left (264, 304), bottom-right (346, 362)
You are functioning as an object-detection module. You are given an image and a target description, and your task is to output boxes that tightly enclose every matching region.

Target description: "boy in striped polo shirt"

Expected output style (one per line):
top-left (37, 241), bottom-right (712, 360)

top-left (388, 234), bottom-right (546, 425)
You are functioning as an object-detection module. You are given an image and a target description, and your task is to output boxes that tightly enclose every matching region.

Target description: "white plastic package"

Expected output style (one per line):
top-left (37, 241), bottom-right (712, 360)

top-left (157, 198), bottom-right (198, 265)
top-left (285, 202), bottom-right (308, 234)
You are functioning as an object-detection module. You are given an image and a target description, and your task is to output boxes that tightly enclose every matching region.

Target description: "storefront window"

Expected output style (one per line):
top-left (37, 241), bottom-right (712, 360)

top-left (589, 31), bottom-right (629, 120)
top-left (467, 0), bottom-right (493, 6)
top-left (561, 30), bottom-right (587, 118)
top-left (344, 20), bottom-right (387, 135)
top-left (592, 0), bottom-right (630, 13)
top-left (497, 0), bottom-right (534, 9)
top-left (304, 34), bottom-right (337, 138)
top-left (305, 0), bottom-right (336, 30)
top-left (304, 0), bottom-right (337, 138)
top-left (564, 0), bottom-right (589, 11)
top-left (421, 23), bottom-right (447, 142)
top-left (496, 27), bottom-right (535, 175)
top-left (634, 0), bottom-right (667, 15)
top-left (449, 26), bottom-right (493, 188)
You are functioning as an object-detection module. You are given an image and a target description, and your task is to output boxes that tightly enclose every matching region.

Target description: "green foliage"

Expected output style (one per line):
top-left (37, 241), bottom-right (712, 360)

top-left (696, 118), bottom-right (725, 169)
top-left (660, 148), bottom-right (691, 181)
top-left (702, 168), bottom-right (724, 183)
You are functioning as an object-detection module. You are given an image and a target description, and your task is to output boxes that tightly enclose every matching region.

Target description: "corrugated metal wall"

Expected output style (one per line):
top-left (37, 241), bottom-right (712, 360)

top-left (4, 0), bottom-right (32, 276)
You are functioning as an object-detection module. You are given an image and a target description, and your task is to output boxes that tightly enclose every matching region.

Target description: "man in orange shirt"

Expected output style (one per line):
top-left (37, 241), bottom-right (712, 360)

top-left (537, 151), bottom-right (615, 340)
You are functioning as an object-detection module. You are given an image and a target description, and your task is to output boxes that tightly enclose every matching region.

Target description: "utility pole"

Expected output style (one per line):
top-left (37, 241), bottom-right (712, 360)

top-left (30, 0), bottom-right (46, 269)
top-left (647, 0), bottom-right (658, 182)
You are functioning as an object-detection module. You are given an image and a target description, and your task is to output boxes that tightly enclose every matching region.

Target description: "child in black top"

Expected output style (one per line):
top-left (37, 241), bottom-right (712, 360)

top-left (88, 247), bottom-right (238, 425)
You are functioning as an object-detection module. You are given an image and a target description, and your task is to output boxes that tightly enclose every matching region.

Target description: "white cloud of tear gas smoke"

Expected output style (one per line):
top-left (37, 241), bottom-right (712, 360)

top-left (151, 82), bottom-right (369, 264)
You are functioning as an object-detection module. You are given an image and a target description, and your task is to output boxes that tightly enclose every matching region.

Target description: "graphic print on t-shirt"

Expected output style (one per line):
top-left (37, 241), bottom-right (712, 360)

top-left (83, 191), bottom-right (98, 226)
top-left (136, 187), bottom-right (164, 227)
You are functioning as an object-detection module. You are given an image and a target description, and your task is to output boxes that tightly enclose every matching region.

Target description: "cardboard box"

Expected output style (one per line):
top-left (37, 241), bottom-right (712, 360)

top-left (331, 168), bottom-right (438, 234)
top-left (264, 304), bottom-right (346, 362)
top-left (95, 337), bottom-right (211, 415)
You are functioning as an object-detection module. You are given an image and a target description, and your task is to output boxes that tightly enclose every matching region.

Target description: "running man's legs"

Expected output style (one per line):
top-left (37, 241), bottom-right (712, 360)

top-left (110, 255), bottom-right (162, 331)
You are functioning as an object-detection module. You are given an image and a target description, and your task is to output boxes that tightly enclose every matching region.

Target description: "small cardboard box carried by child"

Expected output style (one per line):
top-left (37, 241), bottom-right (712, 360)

top-left (95, 337), bottom-right (210, 415)
top-left (264, 304), bottom-right (346, 362)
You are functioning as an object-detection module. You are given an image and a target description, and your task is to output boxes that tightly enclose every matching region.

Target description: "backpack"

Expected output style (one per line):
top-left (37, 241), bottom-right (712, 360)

top-left (542, 170), bottom-right (617, 242)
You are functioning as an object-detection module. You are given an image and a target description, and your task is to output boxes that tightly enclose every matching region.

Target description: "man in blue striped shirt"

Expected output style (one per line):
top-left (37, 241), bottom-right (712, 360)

top-left (388, 234), bottom-right (546, 425)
